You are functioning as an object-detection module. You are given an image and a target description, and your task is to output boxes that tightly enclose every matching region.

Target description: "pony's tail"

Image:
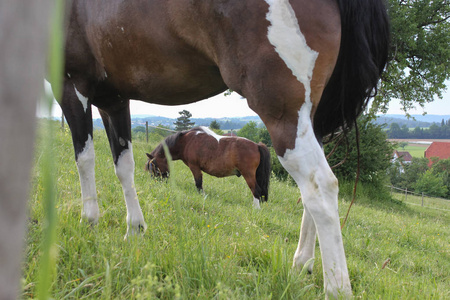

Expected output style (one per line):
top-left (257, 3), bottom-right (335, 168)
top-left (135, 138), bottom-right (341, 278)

top-left (256, 143), bottom-right (271, 202)
top-left (314, 0), bottom-right (390, 140)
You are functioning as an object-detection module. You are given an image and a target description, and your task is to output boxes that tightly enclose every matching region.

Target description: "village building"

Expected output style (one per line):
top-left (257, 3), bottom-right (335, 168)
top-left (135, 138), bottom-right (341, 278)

top-left (424, 141), bottom-right (450, 167)
top-left (392, 150), bottom-right (413, 172)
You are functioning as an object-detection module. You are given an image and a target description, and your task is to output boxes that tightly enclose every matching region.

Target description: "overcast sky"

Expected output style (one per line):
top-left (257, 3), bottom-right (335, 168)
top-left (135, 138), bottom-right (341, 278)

top-left (40, 80), bottom-right (449, 120)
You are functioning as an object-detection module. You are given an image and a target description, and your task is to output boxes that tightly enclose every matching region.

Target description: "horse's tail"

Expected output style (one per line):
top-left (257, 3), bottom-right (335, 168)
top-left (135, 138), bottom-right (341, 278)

top-left (256, 143), bottom-right (271, 202)
top-left (314, 0), bottom-right (390, 139)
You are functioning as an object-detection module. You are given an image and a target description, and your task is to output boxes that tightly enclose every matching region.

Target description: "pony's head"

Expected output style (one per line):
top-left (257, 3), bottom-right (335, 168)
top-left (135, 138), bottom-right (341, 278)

top-left (145, 151), bottom-right (169, 178)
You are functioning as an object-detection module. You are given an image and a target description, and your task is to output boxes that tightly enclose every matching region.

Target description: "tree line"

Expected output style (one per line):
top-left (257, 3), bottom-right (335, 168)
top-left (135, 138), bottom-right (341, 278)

top-left (387, 119), bottom-right (450, 139)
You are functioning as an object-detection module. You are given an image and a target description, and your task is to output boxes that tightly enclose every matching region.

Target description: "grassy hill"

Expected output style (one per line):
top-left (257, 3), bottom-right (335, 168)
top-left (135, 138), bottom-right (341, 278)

top-left (25, 123), bottom-right (449, 299)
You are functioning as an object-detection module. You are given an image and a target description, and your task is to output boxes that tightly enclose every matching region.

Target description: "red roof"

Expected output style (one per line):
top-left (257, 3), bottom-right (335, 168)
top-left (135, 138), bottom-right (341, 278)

top-left (394, 150), bottom-right (413, 162)
top-left (425, 142), bottom-right (450, 166)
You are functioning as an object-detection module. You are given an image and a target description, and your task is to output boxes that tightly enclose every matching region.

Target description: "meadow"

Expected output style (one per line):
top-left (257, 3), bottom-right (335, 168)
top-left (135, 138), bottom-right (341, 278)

top-left (24, 123), bottom-right (449, 299)
top-left (395, 144), bottom-right (428, 158)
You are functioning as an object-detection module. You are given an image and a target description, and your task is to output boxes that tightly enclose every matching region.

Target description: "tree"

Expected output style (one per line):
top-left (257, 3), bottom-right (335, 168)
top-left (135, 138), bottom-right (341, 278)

top-left (258, 126), bottom-right (272, 147)
top-left (399, 141), bottom-right (408, 150)
top-left (431, 158), bottom-right (450, 198)
top-left (209, 120), bottom-right (221, 130)
top-left (371, 0), bottom-right (450, 115)
top-left (415, 170), bottom-right (448, 198)
top-left (397, 157), bottom-right (430, 190)
top-left (209, 120), bottom-right (224, 135)
top-left (173, 110), bottom-right (195, 131)
top-left (325, 115), bottom-right (393, 186)
top-left (237, 121), bottom-right (259, 142)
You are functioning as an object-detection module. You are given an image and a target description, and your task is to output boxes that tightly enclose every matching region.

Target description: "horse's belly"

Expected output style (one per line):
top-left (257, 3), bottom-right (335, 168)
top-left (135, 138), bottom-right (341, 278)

top-left (79, 1), bottom-right (228, 104)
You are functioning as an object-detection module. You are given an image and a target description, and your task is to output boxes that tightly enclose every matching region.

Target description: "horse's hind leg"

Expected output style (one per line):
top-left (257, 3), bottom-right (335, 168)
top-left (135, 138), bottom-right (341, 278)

top-left (240, 169), bottom-right (262, 209)
top-left (98, 102), bottom-right (147, 238)
top-left (60, 79), bottom-right (99, 224)
top-left (235, 1), bottom-right (349, 296)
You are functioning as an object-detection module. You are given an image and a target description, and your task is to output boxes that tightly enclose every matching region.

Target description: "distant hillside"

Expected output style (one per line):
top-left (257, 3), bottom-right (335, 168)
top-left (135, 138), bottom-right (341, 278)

top-left (375, 114), bottom-right (450, 129)
top-left (93, 115), bottom-right (263, 130)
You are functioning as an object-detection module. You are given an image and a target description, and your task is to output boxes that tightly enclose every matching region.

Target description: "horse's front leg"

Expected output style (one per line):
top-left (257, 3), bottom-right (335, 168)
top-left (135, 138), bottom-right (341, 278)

top-left (293, 206), bottom-right (316, 273)
top-left (98, 103), bottom-right (147, 238)
top-left (60, 78), bottom-right (99, 225)
top-left (188, 165), bottom-right (203, 192)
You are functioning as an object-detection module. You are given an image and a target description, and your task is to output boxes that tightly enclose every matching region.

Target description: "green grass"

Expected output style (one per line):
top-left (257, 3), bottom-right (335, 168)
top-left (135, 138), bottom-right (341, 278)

top-left (24, 123), bottom-right (449, 299)
top-left (391, 191), bottom-right (450, 211)
top-left (396, 145), bottom-right (428, 158)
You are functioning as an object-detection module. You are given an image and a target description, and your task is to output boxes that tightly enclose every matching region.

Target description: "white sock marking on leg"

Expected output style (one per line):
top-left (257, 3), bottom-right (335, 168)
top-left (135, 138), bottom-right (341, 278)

top-left (115, 141), bottom-right (147, 236)
top-left (76, 134), bottom-right (99, 223)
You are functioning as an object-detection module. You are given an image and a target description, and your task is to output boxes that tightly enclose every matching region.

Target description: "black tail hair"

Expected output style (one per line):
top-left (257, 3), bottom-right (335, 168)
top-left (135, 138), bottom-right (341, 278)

top-left (314, 0), bottom-right (390, 140)
top-left (256, 143), bottom-right (271, 202)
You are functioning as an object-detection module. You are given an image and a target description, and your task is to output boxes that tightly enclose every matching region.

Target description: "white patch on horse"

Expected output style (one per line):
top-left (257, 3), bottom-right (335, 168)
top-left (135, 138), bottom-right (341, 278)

top-left (76, 134), bottom-right (99, 224)
top-left (198, 126), bottom-right (226, 143)
top-left (67, 73), bottom-right (71, 78)
top-left (121, 27), bottom-right (124, 33)
top-left (73, 84), bottom-right (88, 112)
top-left (114, 141), bottom-right (147, 237)
top-left (266, 0), bottom-right (351, 297)
top-left (264, 0), bottom-right (318, 104)
top-left (253, 197), bottom-right (261, 209)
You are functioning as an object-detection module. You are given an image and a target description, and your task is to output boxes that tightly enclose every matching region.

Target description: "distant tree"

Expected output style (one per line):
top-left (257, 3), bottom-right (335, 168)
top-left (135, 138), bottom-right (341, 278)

top-left (209, 120), bottom-right (224, 135)
top-left (237, 121), bottom-right (259, 142)
top-left (388, 123), bottom-right (402, 138)
top-left (174, 110), bottom-right (195, 131)
top-left (399, 141), bottom-right (408, 150)
top-left (209, 120), bottom-right (221, 130)
top-left (411, 126), bottom-right (424, 139)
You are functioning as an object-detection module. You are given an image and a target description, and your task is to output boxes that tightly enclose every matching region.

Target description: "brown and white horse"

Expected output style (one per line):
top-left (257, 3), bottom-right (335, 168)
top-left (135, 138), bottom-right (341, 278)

top-left (145, 126), bottom-right (271, 207)
top-left (57, 0), bottom-right (389, 297)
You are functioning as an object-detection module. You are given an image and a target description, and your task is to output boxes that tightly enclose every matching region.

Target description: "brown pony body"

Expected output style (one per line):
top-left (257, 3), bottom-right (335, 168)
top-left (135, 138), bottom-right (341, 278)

top-left (58, 0), bottom-right (389, 297)
top-left (146, 127), bottom-right (271, 206)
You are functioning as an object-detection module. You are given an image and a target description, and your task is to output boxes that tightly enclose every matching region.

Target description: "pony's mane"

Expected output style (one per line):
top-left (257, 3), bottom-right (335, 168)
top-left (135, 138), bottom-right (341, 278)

top-left (155, 129), bottom-right (196, 156)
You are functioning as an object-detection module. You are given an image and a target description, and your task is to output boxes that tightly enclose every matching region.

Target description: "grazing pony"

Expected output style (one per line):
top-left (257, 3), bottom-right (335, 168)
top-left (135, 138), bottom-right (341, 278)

top-left (58, 0), bottom-right (389, 297)
top-left (145, 126), bottom-right (271, 208)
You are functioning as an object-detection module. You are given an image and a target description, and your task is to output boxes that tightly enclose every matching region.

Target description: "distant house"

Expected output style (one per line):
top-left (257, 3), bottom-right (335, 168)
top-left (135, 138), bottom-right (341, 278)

top-left (393, 150), bottom-right (413, 164)
top-left (424, 142), bottom-right (450, 167)
top-left (392, 150), bottom-right (413, 173)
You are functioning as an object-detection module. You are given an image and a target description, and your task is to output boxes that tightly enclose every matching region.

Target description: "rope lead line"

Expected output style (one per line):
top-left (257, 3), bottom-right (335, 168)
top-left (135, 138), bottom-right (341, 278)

top-left (341, 121), bottom-right (360, 230)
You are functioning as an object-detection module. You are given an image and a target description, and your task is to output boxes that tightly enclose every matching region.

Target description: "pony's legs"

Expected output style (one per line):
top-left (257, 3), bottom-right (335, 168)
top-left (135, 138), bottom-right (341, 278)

top-left (98, 104), bottom-right (147, 238)
top-left (293, 206), bottom-right (316, 273)
top-left (60, 79), bottom-right (99, 224)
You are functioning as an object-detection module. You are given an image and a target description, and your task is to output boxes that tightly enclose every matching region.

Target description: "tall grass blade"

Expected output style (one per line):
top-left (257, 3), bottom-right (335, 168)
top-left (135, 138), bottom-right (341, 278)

top-left (37, 0), bottom-right (64, 299)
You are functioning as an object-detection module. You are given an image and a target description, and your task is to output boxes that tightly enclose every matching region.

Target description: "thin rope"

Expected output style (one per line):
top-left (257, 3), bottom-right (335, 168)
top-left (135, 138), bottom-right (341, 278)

top-left (341, 121), bottom-right (360, 230)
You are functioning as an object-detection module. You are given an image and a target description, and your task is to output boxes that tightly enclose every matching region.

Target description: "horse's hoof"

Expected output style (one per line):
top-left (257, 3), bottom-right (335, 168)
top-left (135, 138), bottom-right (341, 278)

top-left (293, 257), bottom-right (315, 275)
top-left (124, 221), bottom-right (147, 240)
